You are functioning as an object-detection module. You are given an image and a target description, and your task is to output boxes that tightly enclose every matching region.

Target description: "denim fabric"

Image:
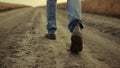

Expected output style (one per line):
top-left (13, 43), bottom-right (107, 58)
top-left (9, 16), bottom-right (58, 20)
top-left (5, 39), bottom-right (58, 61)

top-left (46, 0), bottom-right (84, 34)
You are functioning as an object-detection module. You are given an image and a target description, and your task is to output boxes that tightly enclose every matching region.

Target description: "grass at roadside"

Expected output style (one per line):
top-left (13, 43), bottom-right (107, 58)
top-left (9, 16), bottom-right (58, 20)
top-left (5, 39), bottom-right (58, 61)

top-left (0, 2), bottom-right (30, 11)
top-left (57, 0), bottom-right (120, 18)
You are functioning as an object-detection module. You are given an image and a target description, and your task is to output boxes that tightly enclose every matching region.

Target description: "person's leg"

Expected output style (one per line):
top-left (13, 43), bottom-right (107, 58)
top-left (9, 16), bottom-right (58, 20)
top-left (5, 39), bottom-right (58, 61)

top-left (46, 0), bottom-right (57, 34)
top-left (66, 0), bottom-right (84, 53)
top-left (66, 0), bottom-right (84, 32)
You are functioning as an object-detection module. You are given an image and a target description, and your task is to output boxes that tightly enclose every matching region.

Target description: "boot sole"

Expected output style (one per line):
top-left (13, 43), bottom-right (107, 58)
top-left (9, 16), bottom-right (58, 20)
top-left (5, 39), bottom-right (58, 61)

top-left (70, 34), bottom-right (83, 54)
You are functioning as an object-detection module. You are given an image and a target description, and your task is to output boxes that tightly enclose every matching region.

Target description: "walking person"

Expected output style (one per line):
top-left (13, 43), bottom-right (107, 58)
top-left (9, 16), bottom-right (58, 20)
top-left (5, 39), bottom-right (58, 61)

top-left (45, 0), bottom-right (84, 54)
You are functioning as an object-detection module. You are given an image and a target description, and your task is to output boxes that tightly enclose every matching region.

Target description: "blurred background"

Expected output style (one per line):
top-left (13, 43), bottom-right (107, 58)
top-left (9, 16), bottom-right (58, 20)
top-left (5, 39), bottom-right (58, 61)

top-left (0, 0), bottom-right (120, 18)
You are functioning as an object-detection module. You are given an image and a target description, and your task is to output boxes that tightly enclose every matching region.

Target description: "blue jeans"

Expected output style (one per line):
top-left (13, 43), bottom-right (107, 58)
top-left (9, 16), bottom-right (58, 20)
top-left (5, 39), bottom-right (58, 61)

top-left (47, 0), bottom-right (84, 34)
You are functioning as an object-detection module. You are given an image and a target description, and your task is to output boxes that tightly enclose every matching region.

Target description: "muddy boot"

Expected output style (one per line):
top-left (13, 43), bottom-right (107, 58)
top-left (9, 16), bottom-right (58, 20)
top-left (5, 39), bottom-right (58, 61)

top-left (45, 34), bottom-right (56, 40)
top-left (70, 22), bottom-right (83, 54)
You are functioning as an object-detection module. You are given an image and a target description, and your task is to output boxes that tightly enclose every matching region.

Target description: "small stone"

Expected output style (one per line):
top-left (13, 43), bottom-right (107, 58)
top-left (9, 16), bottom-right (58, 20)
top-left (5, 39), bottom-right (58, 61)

top-left (32, 27), bottom-right (35, 29)
top-left (32, 32), bottom-right (35, 34)
top-left (97, 58), bottom-right (104, 61)
top-left (26, 51), bottom-right (31, 54)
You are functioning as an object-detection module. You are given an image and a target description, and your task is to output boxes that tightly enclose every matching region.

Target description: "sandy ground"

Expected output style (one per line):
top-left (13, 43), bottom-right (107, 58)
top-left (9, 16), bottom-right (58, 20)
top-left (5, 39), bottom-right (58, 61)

top-left (0, 7), bottom-right (120, 68)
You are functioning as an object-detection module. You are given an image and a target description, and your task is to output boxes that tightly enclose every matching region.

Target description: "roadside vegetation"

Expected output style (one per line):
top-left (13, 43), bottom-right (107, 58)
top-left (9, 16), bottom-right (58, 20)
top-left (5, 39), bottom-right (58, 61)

top-left (0, 2), bottom-right (30, 11)
top-left (57, 0), bottom-right (120, 18)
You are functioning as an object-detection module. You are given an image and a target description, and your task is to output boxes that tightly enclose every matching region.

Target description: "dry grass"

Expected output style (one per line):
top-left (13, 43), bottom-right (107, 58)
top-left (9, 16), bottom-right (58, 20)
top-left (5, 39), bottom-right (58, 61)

top-left (0, 2), bottom-right (30, 11)
top-left (57, 0), bottom-right (120, 18)
top-left (82, 0), bottom-right (120, 17)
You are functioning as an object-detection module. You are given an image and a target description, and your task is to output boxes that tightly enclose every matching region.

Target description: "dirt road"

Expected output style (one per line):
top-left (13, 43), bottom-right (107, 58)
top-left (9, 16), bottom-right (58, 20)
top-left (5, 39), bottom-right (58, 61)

top-left (0, 7), bottom-right (120, 68)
